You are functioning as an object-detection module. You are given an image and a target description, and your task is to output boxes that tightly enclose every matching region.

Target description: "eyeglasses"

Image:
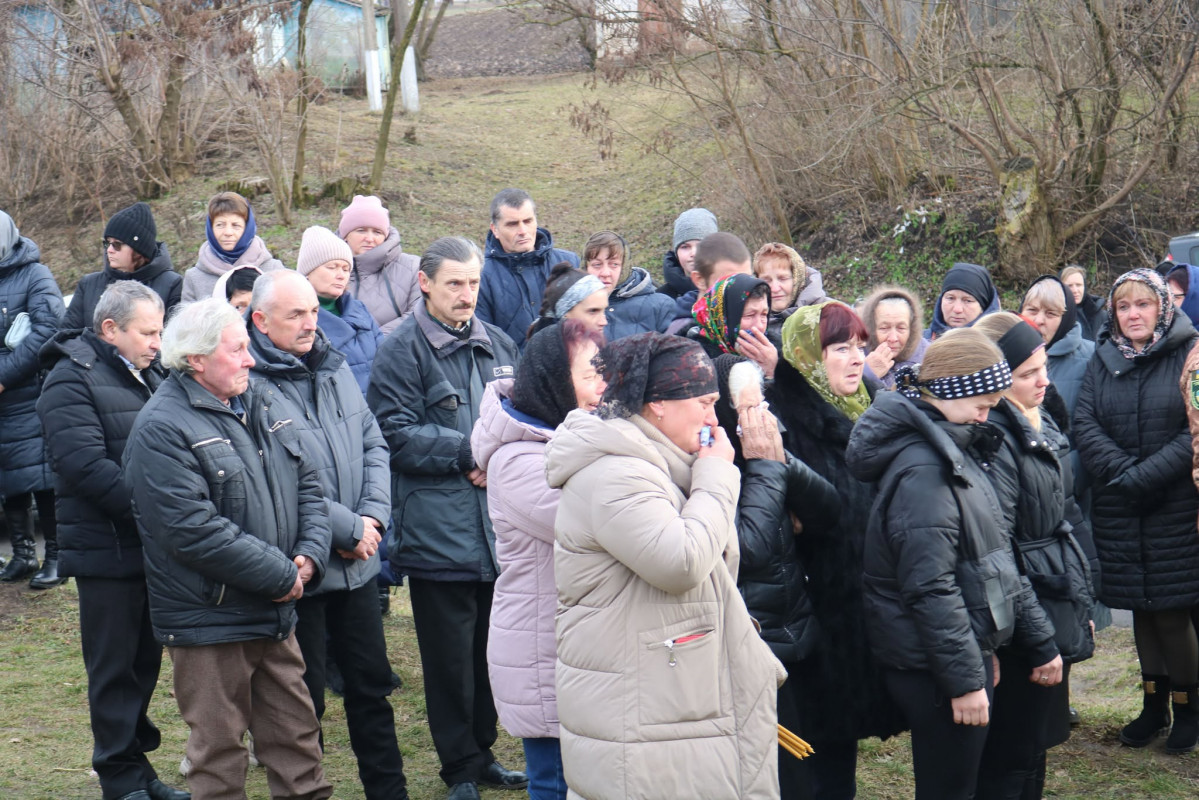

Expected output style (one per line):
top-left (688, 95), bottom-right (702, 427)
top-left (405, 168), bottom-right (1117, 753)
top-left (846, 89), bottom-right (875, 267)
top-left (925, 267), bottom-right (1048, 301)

top-left (103, 239), bottom-right (126, 251)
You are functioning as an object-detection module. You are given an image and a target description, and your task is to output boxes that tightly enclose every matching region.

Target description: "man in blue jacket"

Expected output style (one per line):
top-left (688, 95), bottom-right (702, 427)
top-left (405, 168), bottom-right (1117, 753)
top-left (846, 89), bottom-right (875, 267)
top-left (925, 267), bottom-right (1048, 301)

top-left (368, 237), bottom-right (525, 800)
top-left (124, 298), bottom-right (332, 800)
top-left (476, 188), bottom-right (579, 348)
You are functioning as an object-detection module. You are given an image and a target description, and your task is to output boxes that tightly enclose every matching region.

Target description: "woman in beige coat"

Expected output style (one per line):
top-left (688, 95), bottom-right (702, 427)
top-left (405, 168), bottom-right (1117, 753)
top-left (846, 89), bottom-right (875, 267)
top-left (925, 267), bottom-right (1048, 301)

top-left (544, 332), bottom-right (784, 800)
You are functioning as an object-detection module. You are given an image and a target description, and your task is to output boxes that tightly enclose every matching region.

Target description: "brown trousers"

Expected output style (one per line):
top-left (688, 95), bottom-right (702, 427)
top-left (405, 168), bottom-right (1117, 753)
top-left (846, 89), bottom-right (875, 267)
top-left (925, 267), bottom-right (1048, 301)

top-left (170, 632), bottom-right (332, 800)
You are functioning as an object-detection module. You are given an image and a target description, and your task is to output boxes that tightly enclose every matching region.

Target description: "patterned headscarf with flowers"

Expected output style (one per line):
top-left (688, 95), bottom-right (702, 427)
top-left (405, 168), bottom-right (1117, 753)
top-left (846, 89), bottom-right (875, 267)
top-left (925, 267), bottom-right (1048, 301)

top-left (1107, 268), bottom-right (1174, 360)
top-left (692, 273), bottom-right (770, 353)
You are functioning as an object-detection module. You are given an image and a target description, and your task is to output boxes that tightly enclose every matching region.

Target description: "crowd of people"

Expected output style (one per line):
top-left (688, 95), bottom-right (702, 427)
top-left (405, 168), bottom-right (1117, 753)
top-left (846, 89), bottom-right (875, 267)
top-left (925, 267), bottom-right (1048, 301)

top-left (0, 185), bottom-right (1196, 800)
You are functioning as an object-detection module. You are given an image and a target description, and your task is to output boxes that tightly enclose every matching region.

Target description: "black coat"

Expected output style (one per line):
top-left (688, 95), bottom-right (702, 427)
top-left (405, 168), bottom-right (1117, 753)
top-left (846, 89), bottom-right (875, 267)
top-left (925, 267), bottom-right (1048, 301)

top-left (735, 455), bottom-right (839, 664)
top-left (1073, 313), bottom-right (1199, 610)
top-left (63, 243), bottom-right (181, 331)
top-left (37, 329), bottom-right (165, 578)
top-left (1076, 293), bottom-right (1109, 343)
top-left (846, 391), bottom-right (1059, 699)
top-left (768, 361), bottom-right (906, 742)
top-left (124, 373), bottom-right (331, 647)
top-left (657, 249), bottom-right (693, 299)
top-left (367, 301), bottom-right (520, 582)
top-left (0, 235), bottom-right (64, 496)
top-left (987, 399), bottom-right (1095, 663)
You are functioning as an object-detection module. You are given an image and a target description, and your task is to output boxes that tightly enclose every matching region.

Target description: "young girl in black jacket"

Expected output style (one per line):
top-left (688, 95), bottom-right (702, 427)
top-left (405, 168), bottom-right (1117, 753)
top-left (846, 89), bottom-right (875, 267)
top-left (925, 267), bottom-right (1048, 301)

top-left (846, 328), bottom-right (1061, 800)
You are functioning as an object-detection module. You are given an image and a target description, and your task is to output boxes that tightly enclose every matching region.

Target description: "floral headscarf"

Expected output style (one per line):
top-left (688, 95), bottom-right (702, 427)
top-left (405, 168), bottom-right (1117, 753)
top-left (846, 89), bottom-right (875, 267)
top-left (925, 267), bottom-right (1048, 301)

top-left (1107, 268), bottom-right (1174, 359)
top-left (692, 273), bottom-right (769, 354)
top-left (781, 301), bottom-right (872, 422)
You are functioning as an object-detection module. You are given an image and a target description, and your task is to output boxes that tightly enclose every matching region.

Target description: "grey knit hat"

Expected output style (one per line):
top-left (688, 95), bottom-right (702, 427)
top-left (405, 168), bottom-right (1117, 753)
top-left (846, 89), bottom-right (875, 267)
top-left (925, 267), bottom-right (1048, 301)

top-left (297, 226), bottom-right (354, 276)
top-left (672, 208), bottom-right (718, 250)
top-left (104, 202), bottom-right (157, 261)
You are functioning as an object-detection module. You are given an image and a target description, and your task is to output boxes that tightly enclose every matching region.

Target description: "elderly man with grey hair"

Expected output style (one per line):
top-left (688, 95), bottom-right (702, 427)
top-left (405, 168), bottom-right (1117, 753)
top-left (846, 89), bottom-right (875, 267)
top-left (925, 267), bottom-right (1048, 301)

top-left (247, 271), bottom-right (409, 800)
top-left (369, 236), bottom-right (524, 800)
top-left (477, 188), bottom-right (579, 349)
top-left (37, 282), bottom-right (191, 800)
top-left (123, 298), bottom-right (333, 800)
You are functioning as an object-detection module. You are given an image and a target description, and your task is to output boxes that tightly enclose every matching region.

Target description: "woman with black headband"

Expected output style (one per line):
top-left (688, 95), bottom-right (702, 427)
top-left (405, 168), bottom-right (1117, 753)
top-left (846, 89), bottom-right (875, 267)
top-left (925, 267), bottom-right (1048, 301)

top-left (1074, 268), bottom-right (1199, 755)
top-left (544, 333), bottom-right (785, 800)
top-left (846, 328), bottom-right (1059, 800)
top-left (973, 313), bottom-right (1096, 799)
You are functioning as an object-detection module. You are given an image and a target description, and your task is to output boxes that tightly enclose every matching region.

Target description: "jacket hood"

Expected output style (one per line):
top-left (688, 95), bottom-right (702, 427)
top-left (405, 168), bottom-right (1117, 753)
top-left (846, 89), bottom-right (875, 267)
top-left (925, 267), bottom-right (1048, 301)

top-left (859, 284), bottom-right (924, 362)
top-left (247, 324), bottom-right (343, 380)
top-left (38, 327), bottom-right (112, 370)
top-left (1167, 263), bottom-right (1199, 327)
top-left (1047, 319), bottom-right (1086, 357)
top-left (351, 227), bottom-right (403, 277)
top-left (1096, 305), bottom-right (1197, 372)
top-left (613, 266), bottom-right (657, 300)
top-left (484, 227), bottom-right (560, 271)
top-left (0, 234), bottom-right (41, 271)
top-left (1023, 274), bottom-right (1078, 349)
top-left (0, 211), bottom-right (17, 261)
top-left (927, 263), bottom-right (1001, 338)
top-left (660, 248), bottom-right (694, 297)
top-left (545, 409), bottom-right (690, 490)
top-left (106, 241), bottom-right (174, 282)
top-left (472, 379), bottom-right (552, 473)
top-left (847, 390), bottom-right (988, 485)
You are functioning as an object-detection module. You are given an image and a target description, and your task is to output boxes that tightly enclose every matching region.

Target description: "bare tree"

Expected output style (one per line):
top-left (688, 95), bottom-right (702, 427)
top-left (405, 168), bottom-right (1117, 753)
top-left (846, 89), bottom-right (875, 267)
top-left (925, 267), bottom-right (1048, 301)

top-left (371, 0), bottom-right (427, 192)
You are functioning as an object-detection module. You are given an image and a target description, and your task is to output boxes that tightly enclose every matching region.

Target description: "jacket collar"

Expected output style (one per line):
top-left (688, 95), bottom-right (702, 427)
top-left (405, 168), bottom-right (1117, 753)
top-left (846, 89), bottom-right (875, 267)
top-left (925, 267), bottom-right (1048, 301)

top-left (414, 299), bottom-right (493, 357)
top-left (484, 227), bottom-right (556, 270)
top-left (172, 371), bottom-right (249, 416)
top-left (247, 323), bottom-right (341, 380)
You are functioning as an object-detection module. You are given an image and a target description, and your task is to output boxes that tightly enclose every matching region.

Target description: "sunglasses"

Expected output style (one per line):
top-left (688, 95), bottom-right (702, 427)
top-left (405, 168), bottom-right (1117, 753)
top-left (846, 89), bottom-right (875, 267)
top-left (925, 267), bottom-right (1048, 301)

top-left (103, 239), bottom-right (127, 251)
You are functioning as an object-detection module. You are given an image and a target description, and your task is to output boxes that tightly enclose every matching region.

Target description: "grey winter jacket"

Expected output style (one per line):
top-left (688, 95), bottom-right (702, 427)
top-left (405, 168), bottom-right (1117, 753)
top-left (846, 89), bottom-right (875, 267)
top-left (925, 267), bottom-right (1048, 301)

top-left (847, 391), bottom-right (1059, 698)
top-left (248, 325), bottom-right (390, 596)
top-left (367, 300), bottom-right (520, 581)
top-left (348, 227), bottom-right (421, 336)
top-left (124, 373), bottom-right (331, 646)
top-left (0, 231), bottom-right (64, 496)
top-left (63, 243), bottom-right (181, 331)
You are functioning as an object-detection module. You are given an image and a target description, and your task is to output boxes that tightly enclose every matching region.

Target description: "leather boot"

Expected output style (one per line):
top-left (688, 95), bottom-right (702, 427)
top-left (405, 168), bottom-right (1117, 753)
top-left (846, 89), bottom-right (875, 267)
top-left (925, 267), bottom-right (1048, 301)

top-left (1166, 684), bottom-right (1199, 754)
top-left (0, 505), bottom-right (39, 583)
top-left (1120, 673), bottom-right (1172, 747)
top-left (29, 523), bottom-right (65, 589)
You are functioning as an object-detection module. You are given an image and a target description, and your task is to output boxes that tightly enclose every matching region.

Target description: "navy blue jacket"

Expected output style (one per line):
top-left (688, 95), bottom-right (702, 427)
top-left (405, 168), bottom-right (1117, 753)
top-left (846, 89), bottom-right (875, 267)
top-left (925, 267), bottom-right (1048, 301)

top-left (319, 293), bottom-right (384, 396)
top-left (605, 267), bottom-right (677, 340)
top-left (0, 235), bottom-right (63, 496)
top-left (477, 228), bottom-right (578, 349)
top-left (657, 249), bottom-right (694, 299)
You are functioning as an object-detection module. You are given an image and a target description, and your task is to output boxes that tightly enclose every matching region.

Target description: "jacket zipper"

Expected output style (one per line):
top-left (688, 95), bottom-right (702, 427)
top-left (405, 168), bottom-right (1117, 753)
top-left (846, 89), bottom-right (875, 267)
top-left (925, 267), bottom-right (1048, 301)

top-left (650, 629), bottom-right (714, 667)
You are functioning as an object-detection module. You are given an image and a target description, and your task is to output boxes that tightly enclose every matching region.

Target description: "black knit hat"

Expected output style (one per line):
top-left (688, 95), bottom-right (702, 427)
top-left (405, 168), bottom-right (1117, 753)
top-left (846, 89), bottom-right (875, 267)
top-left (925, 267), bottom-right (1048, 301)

top-left (104, 202), bottom-right (157, 262)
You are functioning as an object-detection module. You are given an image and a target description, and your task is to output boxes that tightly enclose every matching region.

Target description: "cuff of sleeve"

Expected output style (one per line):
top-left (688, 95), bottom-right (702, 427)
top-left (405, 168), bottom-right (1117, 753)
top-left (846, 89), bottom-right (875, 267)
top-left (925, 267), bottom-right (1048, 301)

top-left (458, 438), bottom-right (474, 473)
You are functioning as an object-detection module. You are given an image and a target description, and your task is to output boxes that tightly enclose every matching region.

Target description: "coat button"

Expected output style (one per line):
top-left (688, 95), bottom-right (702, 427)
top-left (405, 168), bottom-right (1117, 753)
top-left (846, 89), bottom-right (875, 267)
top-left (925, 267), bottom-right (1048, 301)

top-left (217, 470), bottom-right (225, 477)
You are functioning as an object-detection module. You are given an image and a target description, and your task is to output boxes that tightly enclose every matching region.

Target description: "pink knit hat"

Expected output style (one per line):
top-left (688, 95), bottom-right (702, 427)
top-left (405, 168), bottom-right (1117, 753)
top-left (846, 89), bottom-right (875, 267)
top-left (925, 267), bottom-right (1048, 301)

top-left (338, 195), bottom-right (390, 238)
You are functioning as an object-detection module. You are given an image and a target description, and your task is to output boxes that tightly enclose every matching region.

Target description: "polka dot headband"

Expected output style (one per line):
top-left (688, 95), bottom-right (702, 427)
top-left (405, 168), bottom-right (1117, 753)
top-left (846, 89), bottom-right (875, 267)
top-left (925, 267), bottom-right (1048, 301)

top-left (894, 360), bottom-right (1012, 401)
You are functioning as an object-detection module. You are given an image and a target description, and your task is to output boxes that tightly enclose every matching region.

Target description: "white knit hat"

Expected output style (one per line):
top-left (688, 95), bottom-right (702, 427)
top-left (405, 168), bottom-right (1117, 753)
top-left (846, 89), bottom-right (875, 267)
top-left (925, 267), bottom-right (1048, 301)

top-left (297, 226), bottom-right (354, 276)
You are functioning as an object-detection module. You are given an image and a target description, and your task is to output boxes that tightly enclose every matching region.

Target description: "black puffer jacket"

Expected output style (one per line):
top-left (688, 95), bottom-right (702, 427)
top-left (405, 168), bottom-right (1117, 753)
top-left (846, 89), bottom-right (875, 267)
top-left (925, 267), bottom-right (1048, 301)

top-left (847, 391), bottom-right (1059, 699)
top-left (768, 361), bottom-right (906, 742)
top-left (736, 455), bottom-right (839, 663)
top-left (124, 373), bottom-right (331, 647)
top-left (0, 233), bottom-right (64, 497)
top-left (63, 243), bottom-right (181, 331)
top-left (1076, 293), bottom-right (1109, 343)
top-left (1073, 313), bottom-right (1199, 610)
top-left (656, 249), bottom-right (693, 299)
top-left (37, 329), bottom-right (165, 578)
top-left (987, 399), bottom-right (1095, 663)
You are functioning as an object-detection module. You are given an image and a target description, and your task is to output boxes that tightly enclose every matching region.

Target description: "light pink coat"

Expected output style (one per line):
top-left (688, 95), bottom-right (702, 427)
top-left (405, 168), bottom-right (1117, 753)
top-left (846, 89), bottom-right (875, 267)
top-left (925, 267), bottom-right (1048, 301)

top-left (472, 379), bottom-right (561, 739)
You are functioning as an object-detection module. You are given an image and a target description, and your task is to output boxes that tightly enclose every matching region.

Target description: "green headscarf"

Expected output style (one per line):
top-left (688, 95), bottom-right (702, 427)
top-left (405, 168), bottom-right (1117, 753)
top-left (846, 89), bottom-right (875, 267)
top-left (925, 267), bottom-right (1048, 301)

top-left (781, 301), bottom-right (872, 422)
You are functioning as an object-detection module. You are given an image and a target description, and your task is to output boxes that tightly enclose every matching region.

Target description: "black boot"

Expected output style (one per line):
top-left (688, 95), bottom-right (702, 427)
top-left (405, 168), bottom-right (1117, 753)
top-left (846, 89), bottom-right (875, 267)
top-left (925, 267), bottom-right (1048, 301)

top-left (29, 530), bottom-right (65, 589)
top-left (1120, 674), bottom-right (1172, 747)
top-left (1166, 684), bottom-right (1199, 754)
top-left (0, 504), bottom-right (39, 583)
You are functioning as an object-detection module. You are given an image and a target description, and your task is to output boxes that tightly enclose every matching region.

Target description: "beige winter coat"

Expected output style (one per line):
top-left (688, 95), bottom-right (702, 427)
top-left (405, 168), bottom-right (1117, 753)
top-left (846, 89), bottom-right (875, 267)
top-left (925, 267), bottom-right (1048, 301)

top-left (544, 410), bottom-right (783, 800)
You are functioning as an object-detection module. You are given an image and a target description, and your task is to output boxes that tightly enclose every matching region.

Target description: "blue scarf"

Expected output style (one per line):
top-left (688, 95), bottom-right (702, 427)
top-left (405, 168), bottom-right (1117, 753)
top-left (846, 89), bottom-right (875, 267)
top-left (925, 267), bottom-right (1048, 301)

top-left (205, 205), bottom-right (258, 265)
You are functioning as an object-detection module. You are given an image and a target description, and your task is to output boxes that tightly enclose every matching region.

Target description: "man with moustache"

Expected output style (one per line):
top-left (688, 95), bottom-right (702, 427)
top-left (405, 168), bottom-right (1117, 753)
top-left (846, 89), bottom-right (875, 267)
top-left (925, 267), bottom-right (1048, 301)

top-left (368, 237), bottom-right (524, 800)
top-left (247, 271), bottom-right (409, 800)
top-left (38, 283), bottom-right (190, 800)
top-left (123, 298), bottom-right (332, 800)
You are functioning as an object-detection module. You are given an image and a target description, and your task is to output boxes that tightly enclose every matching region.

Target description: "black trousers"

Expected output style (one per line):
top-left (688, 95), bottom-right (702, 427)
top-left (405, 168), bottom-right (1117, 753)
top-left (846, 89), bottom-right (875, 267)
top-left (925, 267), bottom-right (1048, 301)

top-left (76, 576), bottom-right (163, 799)
top-left (886, 659), bottom-right (995, 800)
top-left (407, 578), bottom-right (499, 786)
top-left (294, 581), bottom-right (407, 800)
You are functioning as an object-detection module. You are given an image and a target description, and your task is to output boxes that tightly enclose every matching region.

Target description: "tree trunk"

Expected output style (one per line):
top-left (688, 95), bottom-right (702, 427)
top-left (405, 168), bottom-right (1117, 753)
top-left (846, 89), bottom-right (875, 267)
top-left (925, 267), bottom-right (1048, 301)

top-left (292, 0), bottom-right (315, 205)
top-left (370, 0), bottom-right (426, 192)
top-left (996, 157), bottom-right (1056, 282)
